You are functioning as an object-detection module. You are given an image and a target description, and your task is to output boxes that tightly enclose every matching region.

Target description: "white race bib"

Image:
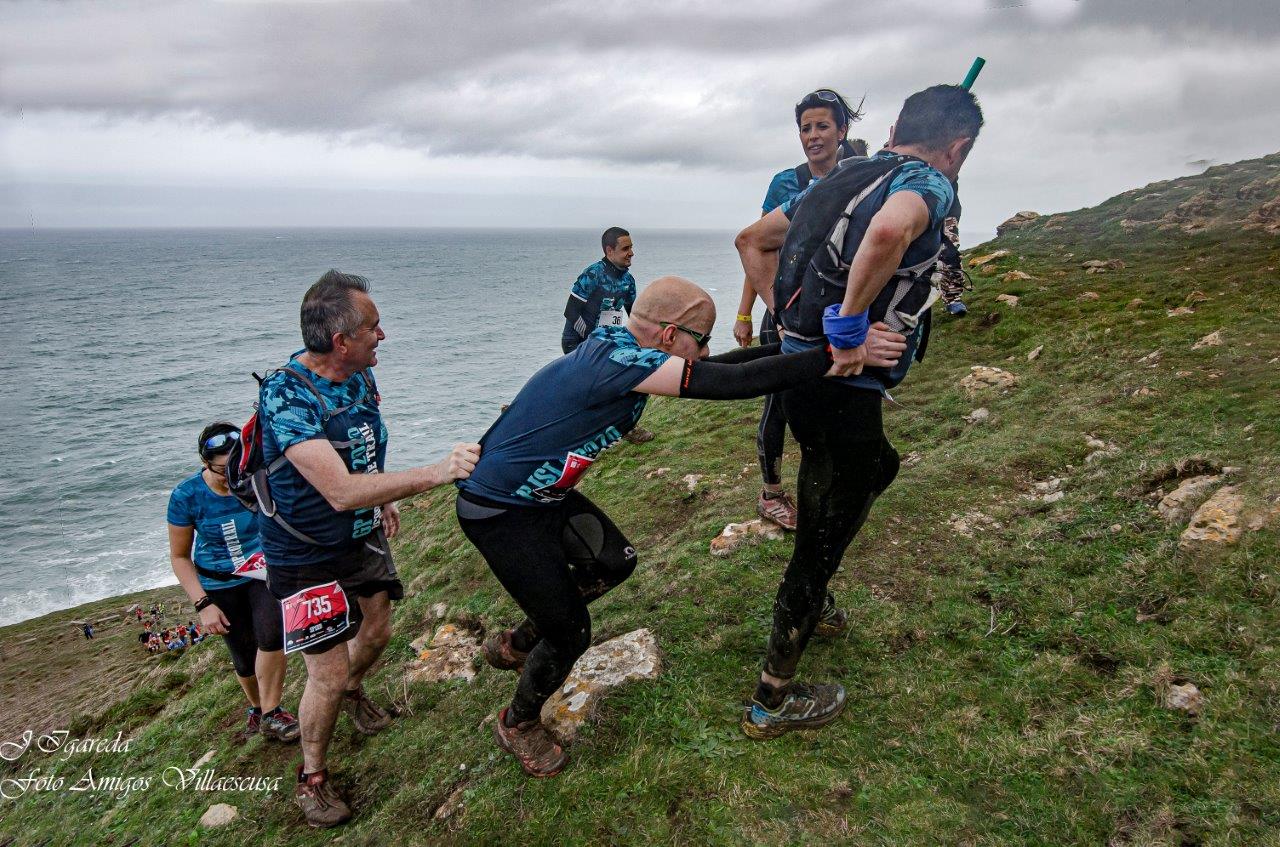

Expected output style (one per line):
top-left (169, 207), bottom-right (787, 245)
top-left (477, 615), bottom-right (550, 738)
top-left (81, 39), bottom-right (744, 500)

top-left (598, 308), bottom-right (626, 328)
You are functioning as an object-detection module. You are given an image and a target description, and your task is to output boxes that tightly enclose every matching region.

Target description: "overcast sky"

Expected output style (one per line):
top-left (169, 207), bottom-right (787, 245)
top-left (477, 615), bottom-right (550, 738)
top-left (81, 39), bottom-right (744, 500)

top-left (2, 0), bottom-right (1278, 239)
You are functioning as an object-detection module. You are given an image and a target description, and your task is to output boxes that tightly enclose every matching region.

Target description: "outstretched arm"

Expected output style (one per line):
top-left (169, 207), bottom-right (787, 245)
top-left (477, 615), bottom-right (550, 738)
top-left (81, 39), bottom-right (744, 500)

top-left (632, 346), bottom-right (829, 399)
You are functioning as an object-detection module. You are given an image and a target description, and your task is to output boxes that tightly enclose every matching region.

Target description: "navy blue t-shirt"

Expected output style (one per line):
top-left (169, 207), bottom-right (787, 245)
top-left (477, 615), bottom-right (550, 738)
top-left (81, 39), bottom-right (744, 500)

top-left (258, 354), bottom-right (388, 566)
top-left (460, 325), bottom-right (669, 506)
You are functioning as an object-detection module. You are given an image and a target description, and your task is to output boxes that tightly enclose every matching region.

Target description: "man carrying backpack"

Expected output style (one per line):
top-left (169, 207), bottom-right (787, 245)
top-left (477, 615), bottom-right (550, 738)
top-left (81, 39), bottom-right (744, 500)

top-left (734, 85), bottom-right (983, 738)
top-left (256, 270), bottom-right (480, 828)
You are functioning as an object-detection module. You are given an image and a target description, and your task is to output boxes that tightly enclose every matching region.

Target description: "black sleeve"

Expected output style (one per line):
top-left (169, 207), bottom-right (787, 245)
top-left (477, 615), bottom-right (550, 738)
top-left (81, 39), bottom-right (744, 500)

top-left (678, 345), bottom-right (829, 400)
top-left (703, 342), bottom-right (782, 365)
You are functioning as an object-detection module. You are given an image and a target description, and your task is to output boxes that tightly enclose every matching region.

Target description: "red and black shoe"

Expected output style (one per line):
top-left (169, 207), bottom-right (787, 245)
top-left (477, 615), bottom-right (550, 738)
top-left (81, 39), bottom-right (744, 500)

top-left (493, 708), bottom-right (568, 778)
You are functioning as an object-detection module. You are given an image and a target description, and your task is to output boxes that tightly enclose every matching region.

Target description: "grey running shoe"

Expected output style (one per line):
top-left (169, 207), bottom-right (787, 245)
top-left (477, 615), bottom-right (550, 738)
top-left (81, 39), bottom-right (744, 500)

top-left (260, 708), bottom-right (301, 743)
top-left (294, 767), bottom-right (351, 828)
top-left (493, 708), bottom-right (568, 778)
top-left (814, 592), bottom-right (849, 637)
top-left (622, 426), bottom-right (655, 444)
top-left (342, 687), bottom-right (393, 735)
top-left (740, 681), bottom-right (847, 740)
top-left (482, 629), bottom-right (530, 673)
top-left (757, 490), bottom-right (798, 531)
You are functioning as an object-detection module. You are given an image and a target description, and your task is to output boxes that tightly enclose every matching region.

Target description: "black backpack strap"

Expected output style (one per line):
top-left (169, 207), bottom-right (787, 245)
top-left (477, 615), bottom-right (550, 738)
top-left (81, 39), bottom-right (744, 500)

top-left (794, 163), bottom-right (812, 191)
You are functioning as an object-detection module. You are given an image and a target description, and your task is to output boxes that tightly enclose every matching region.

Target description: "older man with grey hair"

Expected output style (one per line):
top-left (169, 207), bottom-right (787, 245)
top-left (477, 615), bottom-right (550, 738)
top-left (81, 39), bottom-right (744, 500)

top-left (257, 269), bottom-right (480, 827)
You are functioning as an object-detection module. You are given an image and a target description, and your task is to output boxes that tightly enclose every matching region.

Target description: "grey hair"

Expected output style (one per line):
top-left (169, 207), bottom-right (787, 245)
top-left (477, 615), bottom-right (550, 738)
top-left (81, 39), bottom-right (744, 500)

top-left (300, 270), bottom-right (371, 353)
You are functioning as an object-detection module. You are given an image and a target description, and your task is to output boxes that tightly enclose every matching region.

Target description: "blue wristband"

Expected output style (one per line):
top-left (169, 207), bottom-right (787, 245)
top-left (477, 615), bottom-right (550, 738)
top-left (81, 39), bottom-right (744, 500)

top-left (823, 304), bottom-right (870, 349)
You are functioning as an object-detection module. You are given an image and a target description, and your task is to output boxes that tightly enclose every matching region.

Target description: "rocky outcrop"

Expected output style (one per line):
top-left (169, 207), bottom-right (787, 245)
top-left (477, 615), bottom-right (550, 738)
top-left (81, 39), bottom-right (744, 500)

top-left (1157, 475), bottom-right (1223, 524)
top-left (996, 210), bottom-right (1040, 235)
top-left (967, 249), bottom-right (1010, 269)
top-left (541, 629), bottom-right (661, 741)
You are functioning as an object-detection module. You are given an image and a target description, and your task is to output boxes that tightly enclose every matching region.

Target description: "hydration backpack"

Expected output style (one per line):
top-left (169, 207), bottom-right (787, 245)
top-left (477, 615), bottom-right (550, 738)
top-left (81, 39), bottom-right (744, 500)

top-left (225, 366), bottom-right (377, 548)
top-left (775, 153), bottom-right (944, 343)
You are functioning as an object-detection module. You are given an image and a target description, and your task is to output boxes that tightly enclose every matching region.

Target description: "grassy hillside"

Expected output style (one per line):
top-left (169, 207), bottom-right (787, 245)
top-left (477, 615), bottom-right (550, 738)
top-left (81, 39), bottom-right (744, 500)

top-left (2, 155), bottom-right (1278, 846)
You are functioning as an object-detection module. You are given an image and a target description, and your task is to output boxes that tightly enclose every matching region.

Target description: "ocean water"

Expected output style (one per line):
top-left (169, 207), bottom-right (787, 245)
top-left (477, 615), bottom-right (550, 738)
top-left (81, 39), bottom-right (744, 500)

top-left (0, 227), bottom-right (760, 626)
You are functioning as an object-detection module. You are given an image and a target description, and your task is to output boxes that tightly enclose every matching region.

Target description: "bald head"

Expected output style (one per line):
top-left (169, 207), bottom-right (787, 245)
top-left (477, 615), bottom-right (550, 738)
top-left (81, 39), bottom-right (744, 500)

top-left (631, 276), bottom-right (716, 334)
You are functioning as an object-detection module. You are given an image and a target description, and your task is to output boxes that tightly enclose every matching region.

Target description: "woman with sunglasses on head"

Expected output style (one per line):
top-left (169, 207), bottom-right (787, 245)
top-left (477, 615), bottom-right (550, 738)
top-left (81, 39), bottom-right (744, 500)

top-left (734, 89), bottom-right (868, 536)
top-left (457, 276), bottom-right (869, 778)
top-left (167, 422), bottom-right (300, 743)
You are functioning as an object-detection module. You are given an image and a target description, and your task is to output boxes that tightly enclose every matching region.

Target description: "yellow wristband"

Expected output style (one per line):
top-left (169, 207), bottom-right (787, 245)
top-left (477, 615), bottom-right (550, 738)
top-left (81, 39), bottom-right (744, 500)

top-left (736, 314), bottom-right (752, 322)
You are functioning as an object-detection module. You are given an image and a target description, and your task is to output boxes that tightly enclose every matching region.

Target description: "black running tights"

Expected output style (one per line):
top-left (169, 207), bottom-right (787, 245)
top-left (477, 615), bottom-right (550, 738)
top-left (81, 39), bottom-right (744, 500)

top-left (764, 380), bottom-right (899, 680)
top-left (756, 310), bottom-right (786, 486)
top-left (457, 491), bottom-right (637, 723)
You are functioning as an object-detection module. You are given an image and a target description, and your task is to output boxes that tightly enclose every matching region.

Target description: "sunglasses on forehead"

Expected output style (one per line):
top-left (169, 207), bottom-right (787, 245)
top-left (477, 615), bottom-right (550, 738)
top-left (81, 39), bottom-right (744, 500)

top-left (797, 89), bottom-right (866, 123)
top-left (660, 321), bottom-right (711, 347)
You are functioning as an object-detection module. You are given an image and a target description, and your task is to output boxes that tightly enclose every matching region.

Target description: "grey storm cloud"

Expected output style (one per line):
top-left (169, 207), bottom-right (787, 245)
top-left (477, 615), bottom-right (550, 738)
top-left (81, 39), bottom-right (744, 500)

top-left (2, 0), bottom-right (1278, 171)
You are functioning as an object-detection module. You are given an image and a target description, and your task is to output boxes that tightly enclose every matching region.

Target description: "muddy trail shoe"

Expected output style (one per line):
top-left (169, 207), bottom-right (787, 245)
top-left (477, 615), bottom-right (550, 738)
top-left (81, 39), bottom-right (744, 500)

top-left (244, 707), bottom-right (262, 735)
top-left (295, 767), bottom-right (351, 828)
top-left (342, 687), bottom-right (393, 735)
top-left (741, 681), bottom-right (847, 740)
top-left (483, 629), bottom-right (530, 672)
top-left (261, 708), bottom-right (301, 743)
top-left (814, 592), bottom-right (849, 637)
top-left (757, 490), bottom-right (798, 531)
top-left (622, 426), bottom-right (655, 445)
top-left (493, 708), bottom-right (568, 778)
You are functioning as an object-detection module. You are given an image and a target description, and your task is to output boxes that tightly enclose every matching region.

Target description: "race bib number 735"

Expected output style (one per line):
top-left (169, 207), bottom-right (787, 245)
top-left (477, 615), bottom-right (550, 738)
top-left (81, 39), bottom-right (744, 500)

top-left (281, 581), bottom-right (350, 654)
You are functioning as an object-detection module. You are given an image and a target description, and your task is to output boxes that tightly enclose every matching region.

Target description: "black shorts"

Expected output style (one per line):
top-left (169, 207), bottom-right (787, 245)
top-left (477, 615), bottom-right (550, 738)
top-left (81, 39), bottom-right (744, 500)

top-left (265, 539), bottom-right (403, 655)
top-left (205, 579), bottom-right (283, 676)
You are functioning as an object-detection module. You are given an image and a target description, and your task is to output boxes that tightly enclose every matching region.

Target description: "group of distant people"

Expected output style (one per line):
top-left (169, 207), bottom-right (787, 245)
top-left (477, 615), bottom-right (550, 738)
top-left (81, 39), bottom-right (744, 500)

top-left (137, 619), bottom-right (205, 654)
top-left (163, 82), bottom-right (982, 827)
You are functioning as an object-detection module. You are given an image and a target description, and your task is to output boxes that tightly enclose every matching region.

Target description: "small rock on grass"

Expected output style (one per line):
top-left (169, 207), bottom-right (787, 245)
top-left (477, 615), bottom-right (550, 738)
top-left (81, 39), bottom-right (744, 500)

top-left (1164, 683), bottom-right (1203, 716)
top-left (1027, 345), bottom-right (1043, 361)
top-left (710, 519), bottom-right (784, 557)
top-left (434, 785), bottom-right (467, 821)
top-left (995, 293), bottom-right (1019, 307)
top-left (1078, 291), bottom-right (1100, 301)
top-left (1167, 306), bottom-right (1195, 317)
top-left (1179, 486), bottom-right (1245, 551)
top-left (406, 623), bottom-right (482, 684)
top-left (1001, 270), bottom-right (1032, 283)
top-left (200, 804), bottom-right (239, 828)
top-left (1192, 330), bottom-right (1224, 349)
top-left (960, 366), bottom-right (1019, 395)
top-left (964, 407), bottom-right (989, 424)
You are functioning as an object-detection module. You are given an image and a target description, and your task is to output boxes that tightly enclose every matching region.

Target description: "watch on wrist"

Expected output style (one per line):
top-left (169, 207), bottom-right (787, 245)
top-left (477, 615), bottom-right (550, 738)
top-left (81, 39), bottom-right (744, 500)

top-left (193, 595), bottom-right (212, 612)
